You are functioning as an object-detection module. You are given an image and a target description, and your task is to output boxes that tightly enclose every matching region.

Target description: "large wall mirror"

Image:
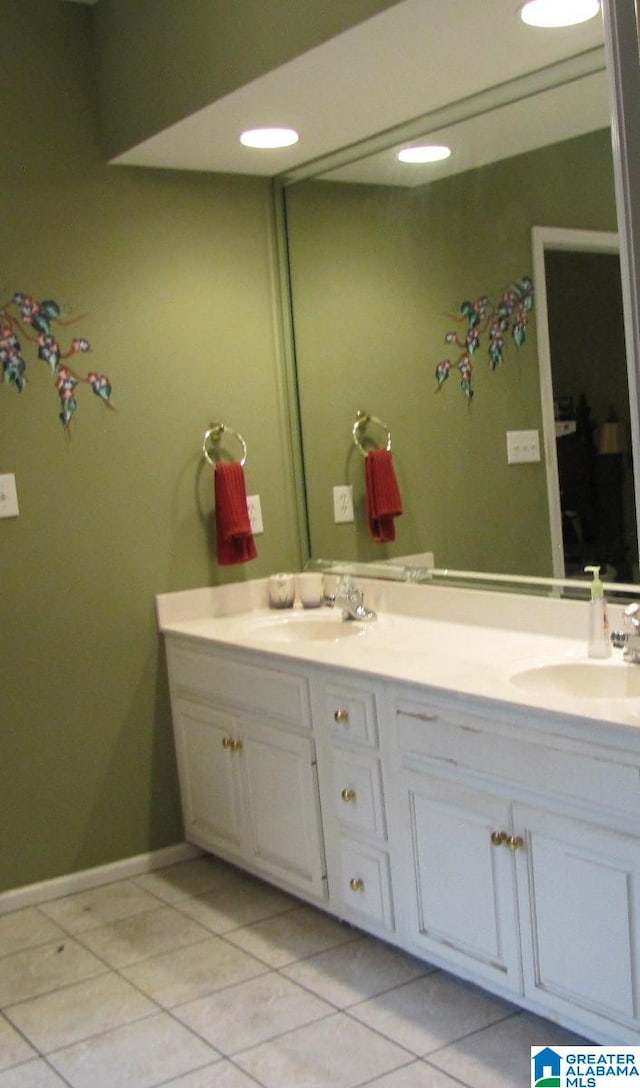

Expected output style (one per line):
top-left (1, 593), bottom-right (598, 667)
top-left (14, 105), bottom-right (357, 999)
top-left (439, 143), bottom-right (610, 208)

top-left (281, 0), bottom-right (640, 586)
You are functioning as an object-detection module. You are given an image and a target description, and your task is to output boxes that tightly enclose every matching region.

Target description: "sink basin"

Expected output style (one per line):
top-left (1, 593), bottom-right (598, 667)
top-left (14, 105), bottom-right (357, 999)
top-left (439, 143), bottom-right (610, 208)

top-left (510, 660), bottom-right (640, 699)
top-left (239, 610), bottom-right (369, 644)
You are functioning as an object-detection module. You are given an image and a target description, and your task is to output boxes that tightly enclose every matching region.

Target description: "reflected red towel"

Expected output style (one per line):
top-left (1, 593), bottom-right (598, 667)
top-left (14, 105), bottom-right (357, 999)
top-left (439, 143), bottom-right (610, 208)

top-left (214, 461), bottom-right (258, 565)
top-left (365, 448), bottom-right (403, 542)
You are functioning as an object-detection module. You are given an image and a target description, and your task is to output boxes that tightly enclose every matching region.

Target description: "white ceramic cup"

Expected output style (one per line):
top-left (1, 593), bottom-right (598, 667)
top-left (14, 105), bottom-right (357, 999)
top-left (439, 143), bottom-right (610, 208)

top-left (297, 572), bottom-right (325, 609)
top-left (268, 572), bottom-right (296, 609)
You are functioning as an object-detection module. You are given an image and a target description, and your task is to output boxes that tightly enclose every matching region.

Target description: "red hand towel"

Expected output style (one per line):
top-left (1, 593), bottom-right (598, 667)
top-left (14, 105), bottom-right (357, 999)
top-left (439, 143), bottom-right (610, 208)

top-left (214, 461), bottom-right (258, 565)
top-left (365, 448), bottom-right (403, 542)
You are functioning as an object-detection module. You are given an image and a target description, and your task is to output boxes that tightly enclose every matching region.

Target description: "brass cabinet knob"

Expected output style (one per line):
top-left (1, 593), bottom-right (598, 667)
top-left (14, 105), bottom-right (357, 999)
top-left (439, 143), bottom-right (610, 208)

top-left (490, 830), bottom-right (524, 850)
top-left (341, 787), bottom-right (356, 803)
top-left (334, 708), bottom-right (350, 723)
top-left (222, 736), bottom-right (232, 749)
top-left (222, 737), bottom-right (243, 752)
top-left (349, 877), bottom-right (364, 892)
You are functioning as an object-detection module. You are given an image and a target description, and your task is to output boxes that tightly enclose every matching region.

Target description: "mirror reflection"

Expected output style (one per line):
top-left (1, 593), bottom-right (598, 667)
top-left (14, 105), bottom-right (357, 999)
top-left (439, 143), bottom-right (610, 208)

top-left (283, 2), bottom-right (639, 587)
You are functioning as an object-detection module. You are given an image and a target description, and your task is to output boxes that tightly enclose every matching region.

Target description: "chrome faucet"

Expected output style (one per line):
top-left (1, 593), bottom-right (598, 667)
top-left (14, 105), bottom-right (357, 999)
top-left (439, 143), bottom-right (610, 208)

top-left (325, 576), bottom-right (377, 622)
top-left (611, 603), bottom-right (640, 663)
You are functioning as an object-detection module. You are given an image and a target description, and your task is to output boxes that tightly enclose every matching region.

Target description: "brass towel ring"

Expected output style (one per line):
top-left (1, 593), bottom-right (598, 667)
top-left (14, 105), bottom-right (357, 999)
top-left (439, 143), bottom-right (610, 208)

top-left (202, 422), bottom-right (247, 467)
top-left (352, 409), bottom-right (392, 458)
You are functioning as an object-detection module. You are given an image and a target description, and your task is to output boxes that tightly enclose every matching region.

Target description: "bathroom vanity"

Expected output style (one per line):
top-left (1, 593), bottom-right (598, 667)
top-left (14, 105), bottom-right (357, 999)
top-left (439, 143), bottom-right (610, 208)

top-left (157, 576), bottom-right (640, 1044)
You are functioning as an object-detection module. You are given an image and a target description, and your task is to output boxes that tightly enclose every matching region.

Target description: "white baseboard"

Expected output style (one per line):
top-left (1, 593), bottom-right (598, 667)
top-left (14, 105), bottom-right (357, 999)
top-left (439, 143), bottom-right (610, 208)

top-left (0, 842), bottom-right (203, 916)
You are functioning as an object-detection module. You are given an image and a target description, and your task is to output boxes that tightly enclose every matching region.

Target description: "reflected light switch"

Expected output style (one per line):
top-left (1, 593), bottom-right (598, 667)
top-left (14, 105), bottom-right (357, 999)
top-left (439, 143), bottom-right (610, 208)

top-left (0, 474), bottom-right (19, 517)
top-left (506, 430), bottom-right (540, 464)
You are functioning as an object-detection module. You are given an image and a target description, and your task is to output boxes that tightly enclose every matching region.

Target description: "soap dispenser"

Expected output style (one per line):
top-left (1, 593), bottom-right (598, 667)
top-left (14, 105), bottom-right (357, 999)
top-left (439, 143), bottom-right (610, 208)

top-left (584, 565), bottom-right (611, 659)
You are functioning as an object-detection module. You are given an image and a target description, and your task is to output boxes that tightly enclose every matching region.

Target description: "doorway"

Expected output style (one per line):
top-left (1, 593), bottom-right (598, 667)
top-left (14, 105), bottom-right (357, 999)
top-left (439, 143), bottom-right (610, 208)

top-left (532, 225), bottom-right (638, 582)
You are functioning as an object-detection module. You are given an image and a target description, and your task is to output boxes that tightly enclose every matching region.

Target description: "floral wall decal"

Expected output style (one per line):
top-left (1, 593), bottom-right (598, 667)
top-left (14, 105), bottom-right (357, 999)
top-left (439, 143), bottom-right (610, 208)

top-left (1, 292), bottom-right (114, 429)
top-left (434, 275), bottom-right (534, 401)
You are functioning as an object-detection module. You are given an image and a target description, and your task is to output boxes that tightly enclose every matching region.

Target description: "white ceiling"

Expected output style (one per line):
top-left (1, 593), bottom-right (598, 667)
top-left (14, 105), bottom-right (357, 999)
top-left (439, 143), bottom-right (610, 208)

top-left (108, 0), bottom-right (608, 185)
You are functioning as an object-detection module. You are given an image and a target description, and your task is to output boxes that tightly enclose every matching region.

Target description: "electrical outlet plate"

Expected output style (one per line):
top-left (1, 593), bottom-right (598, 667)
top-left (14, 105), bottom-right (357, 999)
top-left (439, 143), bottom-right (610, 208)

top-left (246, 494), bottom-right (264, 534)
top-left (0, 474), bottom-right (19, 518)
top-left (506, 429), bottom-right (541, 464)
top-left (333, 484), bottom-right (354, 523)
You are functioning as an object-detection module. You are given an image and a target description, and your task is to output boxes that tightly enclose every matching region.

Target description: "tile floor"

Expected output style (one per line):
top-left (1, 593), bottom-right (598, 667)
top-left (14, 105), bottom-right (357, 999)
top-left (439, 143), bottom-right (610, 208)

top-left (0, 854), bottom-right (588, 1088)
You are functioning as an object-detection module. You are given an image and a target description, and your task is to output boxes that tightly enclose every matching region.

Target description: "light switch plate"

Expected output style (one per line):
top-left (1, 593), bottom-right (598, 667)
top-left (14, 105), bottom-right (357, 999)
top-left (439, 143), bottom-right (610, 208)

top-left (333, 484), bottom-right (354, 523)
top-left (0, 474), bottom-right (19, 518)
top-left (506, 429), bottom-right (541, 464)
top-left (246, 494), bottom-right (264, 534)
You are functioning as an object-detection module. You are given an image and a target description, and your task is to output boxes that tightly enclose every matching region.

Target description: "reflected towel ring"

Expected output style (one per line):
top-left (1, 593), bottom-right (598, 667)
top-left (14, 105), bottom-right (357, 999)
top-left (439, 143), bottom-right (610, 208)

top-left (202, 422), bottom-right (247, 467)
top-left (352, 409), bottom-right (392, 458)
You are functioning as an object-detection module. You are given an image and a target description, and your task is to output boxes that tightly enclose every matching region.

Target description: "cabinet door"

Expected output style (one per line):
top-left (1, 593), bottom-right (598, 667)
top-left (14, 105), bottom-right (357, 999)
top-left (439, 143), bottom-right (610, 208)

top-left (399, 771), bottom-right (521, 990)
top-left (515, 804), bottom-right (640, 1037)
top-left (239, 716), bottom-right (327, 899)
top-left (172, 699), bottom-right (244, 853)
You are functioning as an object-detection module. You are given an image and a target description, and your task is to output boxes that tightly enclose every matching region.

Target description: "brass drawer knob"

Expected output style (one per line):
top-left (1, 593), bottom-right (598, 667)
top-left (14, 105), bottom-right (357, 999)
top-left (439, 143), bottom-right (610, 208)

top-left (341, 787), bottom-right (356, 803)
top-left (334, 708), bottom-right (350, 724)
top-left (349, 877), bottom-right (364, 892)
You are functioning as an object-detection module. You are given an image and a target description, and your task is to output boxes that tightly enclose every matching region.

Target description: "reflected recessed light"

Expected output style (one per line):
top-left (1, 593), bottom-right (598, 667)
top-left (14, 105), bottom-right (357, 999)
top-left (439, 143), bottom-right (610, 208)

top-left (240, 127), bottom-right (299, 149)
top-left (520, 0), bottom-right (600, 27)
top-left (397, 145), bottom-right (452, 164)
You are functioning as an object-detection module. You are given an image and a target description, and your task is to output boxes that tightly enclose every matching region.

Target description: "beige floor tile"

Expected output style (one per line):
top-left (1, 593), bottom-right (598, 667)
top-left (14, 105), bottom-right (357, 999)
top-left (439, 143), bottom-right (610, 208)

top-left (175, 971), bottom-right (333, 1054)
top-left (367, 1060), bottom-right (469, 1087)
top-left (0, 939), bottom-right (106, 1007)
top-left (428, 1009), bottom-right (591, 1088)
top-left (224, 905), bottom-right (356, 968)
top-left (77, 905), bottom-right (212, 968)
top-left (160, 1063), bottom-right (265, 1087)
top-left (349, 972), bottom-right (517, 1056)
top-left (283, 935), bottom-right (431, 1008)
top-left (48, 1012), bottom-right (218, 1088)
top-left (234, 1011), bottom-right (412, 1088)
top-left (0, 1014), bottom-right (36, 1070)
top-left (133, 856), bottom-right (241, 904)
top-left (120, 934), bottom-right (267, 1007)
top-left (0, 909), bottom-right (66, 958)
top-left (0, 1061), bottom-right (68, 1087)
top-left (38, 880), bottom-right (162, 934)
top-left (5, 971), bottom-right (157, 1052)
top-left (176, 873), bottom-right (297, 933)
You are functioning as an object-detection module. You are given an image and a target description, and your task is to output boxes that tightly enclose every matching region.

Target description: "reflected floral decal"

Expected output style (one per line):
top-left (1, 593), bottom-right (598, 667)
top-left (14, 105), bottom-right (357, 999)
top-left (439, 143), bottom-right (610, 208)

top-left (435, 275), bottom-right (534, 401)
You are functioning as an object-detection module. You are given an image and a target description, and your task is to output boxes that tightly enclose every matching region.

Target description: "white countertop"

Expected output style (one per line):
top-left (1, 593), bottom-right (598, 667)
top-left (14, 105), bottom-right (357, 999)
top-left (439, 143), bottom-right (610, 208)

top-left (156, 577), bottom-right (640, 736)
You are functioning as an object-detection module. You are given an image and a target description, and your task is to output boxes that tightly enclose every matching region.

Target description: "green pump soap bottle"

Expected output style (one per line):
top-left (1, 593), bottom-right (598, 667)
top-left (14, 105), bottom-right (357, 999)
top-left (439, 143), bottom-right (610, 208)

top-left (584, 565), bottom-right (611, 659)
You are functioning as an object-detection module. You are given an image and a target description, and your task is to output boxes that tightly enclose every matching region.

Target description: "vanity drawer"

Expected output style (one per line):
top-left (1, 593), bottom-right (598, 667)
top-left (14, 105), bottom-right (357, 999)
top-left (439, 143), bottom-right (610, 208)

top-left (331, 749), bottom-right (387, 840)
top-left (337, 837), bottom-right (394, 932)
top-left (166, 639), bottom-right (311, 728)
top-left (324, 684), bottom-right (379, 747)
top-left (395, 698), bottom-right (640, 821)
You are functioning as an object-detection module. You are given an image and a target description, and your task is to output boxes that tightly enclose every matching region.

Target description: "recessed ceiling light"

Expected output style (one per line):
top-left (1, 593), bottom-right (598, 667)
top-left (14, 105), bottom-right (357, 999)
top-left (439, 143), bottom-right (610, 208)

top-left (240, 127), bottom-right (299, 149)
top-left (520, 0), bottom-right (600, 28)
top-left (397, 145), bottom-right (452, 164)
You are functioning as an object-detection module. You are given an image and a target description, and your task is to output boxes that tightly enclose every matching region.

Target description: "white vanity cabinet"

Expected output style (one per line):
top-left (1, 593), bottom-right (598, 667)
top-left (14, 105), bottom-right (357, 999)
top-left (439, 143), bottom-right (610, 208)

top-left (390, 689), bottom-right (640, 1042)
top-left (160, 605), bottom-right (640, 1043)
top-left (165, 636), bottom-right (327, 902)
top-left (311, 677), bottom-right (395, 936)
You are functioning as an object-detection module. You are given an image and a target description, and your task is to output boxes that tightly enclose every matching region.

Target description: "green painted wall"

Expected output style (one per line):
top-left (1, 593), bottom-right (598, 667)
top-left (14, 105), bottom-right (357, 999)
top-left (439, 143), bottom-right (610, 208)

top-left (94, 0), bottom-right (402, 159)
top-left (0, 1), bottom-right (301, 892)
top-left (285, 128), bottom-right (618, 575)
